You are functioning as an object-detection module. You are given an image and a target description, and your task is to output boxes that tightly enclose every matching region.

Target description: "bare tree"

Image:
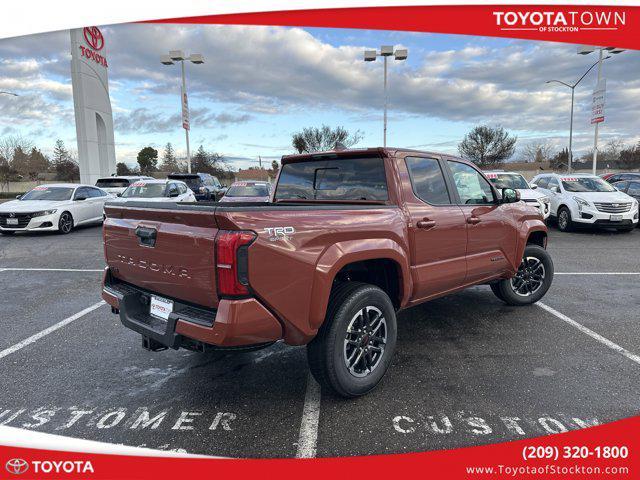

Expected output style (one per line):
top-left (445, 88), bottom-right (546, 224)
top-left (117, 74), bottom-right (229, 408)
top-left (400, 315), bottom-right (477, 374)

top-left (458, 125), bottom-right (517, 167)
top-left (521, 141), bottom-right (553, 164)
top-left (292, 125), bottom-right (363, 154)
top-left (0, 135), bottom-right (34, 165)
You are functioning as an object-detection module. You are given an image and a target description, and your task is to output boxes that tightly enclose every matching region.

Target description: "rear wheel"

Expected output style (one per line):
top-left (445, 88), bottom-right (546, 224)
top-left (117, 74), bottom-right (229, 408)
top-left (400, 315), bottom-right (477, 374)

top-left (307, 282), bottom-right (397, 398)
top-left (58, 212), bottom-right (74, 234)
top-left (557, 207), bottom-right (573, 232)
top-left (494, 245), bottom-right (554, 306)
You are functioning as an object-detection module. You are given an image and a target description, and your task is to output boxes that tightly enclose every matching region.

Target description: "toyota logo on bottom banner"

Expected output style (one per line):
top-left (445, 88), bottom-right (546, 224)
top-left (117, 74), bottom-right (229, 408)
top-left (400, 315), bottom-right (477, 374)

top-left (5, 458), bottom-right (29, 475)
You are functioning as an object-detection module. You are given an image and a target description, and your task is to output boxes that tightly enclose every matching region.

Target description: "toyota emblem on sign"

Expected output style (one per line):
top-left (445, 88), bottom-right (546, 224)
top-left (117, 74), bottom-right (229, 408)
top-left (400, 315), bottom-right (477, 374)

top-left (83, 26), bottom-right (104, 51)
top-left (9, 212), bottom-right (15, 217)
top-left (5, 458), bottom-right (29, 475)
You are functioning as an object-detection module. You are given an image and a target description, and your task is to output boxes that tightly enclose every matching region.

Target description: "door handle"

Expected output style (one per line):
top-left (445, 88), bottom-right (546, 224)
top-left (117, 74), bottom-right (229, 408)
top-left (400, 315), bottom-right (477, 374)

top-left (417, 219), bottom-right (437, 230)
top-left (467, 216), bottom-right (481, 225)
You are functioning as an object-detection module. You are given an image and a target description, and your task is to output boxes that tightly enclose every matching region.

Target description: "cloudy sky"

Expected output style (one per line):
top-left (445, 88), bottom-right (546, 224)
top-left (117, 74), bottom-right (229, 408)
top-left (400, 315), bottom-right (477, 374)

top-left (0, 23), bottom-right (639, 170)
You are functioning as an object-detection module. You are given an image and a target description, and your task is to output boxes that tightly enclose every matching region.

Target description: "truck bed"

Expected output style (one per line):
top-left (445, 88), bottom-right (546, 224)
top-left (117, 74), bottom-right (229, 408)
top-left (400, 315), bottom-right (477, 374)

top-left (103, 200), bottom-right (407, 343)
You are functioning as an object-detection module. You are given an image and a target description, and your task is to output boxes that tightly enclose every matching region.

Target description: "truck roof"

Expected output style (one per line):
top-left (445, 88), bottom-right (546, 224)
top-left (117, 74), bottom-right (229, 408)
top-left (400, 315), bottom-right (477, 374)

top-left (281, 147), bottom-right (465, 164)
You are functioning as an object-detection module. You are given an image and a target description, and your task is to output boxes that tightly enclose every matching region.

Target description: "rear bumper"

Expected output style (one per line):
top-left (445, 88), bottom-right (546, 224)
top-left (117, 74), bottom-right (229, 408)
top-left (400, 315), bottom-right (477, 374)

top-left (102, 269), bottom-right (282, 349)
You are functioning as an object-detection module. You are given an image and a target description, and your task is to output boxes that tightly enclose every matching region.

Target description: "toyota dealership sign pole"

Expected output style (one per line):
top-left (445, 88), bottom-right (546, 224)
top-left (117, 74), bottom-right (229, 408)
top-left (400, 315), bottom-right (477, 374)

top-left (70, 26), bottom-right (117, 183)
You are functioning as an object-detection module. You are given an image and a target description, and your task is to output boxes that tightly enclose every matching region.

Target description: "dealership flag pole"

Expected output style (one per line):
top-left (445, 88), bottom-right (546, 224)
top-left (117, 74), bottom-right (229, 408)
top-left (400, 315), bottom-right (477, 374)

top-left (181, 60), bottom-right (191, 173)
top-left (591, 48), bottom-right (603, 176)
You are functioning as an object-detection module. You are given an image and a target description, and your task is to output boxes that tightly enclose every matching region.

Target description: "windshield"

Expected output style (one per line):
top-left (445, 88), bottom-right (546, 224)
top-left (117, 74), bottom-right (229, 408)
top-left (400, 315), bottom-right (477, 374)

top-left (20, 186), bottom-right (74, 201)
top-left (121, 183), bottom-right (167, 198)
top-left (275, 157), bottom-right (388, 201)
top-left (96, 178), bottom-right (130, 188)
top-left (486, 173), bottom-right (529, 189)
top-left (561, 177), bottom-right (616, 193)
top-left (226, 184), bottom-right (269, 197)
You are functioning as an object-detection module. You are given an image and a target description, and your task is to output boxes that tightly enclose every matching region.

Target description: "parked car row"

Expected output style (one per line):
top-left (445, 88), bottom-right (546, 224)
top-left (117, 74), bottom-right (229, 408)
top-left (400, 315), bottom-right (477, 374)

top-left (531, 173), bottom-right (639, 232)
top-left (0, 174), bottom-right (273, 234)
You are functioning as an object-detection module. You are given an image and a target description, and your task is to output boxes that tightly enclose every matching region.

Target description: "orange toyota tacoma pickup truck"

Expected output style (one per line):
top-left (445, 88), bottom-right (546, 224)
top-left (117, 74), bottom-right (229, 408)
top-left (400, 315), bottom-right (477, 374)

top-left (102, 148), bottom-right (553, 397)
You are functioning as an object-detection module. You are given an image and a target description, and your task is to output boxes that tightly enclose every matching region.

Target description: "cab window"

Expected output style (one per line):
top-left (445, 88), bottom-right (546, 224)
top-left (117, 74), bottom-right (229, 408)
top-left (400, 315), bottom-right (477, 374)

top-left (405, 157), bottom-right (451, 204)
top-left (448, 161), bottom-right (495, 205)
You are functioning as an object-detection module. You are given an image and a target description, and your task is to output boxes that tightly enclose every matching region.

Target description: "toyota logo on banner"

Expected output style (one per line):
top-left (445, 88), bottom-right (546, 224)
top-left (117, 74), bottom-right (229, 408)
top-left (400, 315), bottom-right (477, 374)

top-left (83, 26), bottom-right (104, 51)
top-left (5, 458), bottom-right (29, 475)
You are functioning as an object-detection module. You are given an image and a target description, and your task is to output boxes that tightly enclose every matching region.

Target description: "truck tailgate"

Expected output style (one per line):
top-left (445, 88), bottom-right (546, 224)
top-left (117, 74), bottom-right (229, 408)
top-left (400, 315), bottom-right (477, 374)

top-left (103, 202), bottom-right (219, 309)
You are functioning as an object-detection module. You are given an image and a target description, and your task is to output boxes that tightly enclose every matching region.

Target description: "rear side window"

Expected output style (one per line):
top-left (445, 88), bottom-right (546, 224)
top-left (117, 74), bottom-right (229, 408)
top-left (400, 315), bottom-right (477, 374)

top-left (535, 177), bottom-right (549, 189)
top-left (275, 157), bottom-right (388, 201)
top-left (405, 157), bottom-right (450, 204)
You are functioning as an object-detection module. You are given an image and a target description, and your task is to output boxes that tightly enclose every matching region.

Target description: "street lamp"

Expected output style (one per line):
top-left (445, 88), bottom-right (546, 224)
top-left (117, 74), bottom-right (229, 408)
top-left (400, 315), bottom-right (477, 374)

top-left (161, 50), bottom-right (205, 173)
top-left (364, 45), bottom-right (408, 147)
top-left (546, 56), bottom-right (610, 173)
top-left (0, 91), bottom-right (18, 96)
top-left (577, 46), bottom-right (625, 175)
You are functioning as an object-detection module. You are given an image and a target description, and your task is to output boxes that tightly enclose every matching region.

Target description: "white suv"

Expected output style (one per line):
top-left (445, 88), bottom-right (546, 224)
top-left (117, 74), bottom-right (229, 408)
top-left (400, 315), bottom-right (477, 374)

top-left (531, 173), bottom-right (639, 232)
top-left (485, 171), bottom-right (550, 220)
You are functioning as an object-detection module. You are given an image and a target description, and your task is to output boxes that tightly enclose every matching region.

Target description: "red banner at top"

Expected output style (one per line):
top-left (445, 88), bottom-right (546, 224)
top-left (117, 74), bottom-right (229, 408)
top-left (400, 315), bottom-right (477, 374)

top-left (151, 5), bottom-right (639, 49)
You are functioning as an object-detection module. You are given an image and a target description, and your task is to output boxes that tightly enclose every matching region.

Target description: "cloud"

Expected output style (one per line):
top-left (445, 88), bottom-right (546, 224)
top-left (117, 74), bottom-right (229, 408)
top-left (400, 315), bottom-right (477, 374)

top-left (0, 24), bottom-right (639, 157)
top-left (114, 107), bottom-right (251, 134)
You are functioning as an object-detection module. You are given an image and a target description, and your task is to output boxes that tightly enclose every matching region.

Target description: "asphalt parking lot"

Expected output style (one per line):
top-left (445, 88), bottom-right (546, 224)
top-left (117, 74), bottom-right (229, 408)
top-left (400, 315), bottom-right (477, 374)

top-left (0, 224), bottom-right (638, 457)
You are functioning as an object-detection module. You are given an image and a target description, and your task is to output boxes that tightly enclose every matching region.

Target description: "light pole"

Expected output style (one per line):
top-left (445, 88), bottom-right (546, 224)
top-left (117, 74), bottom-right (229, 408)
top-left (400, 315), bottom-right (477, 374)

top-left (364, 45), bottom-right (408, 147)
top-left (577, 46), bottom-right (625, 175)
top-left (161, 50), bottom-right (204, 173)
top-left (546, 56), bottom-right (609, 173)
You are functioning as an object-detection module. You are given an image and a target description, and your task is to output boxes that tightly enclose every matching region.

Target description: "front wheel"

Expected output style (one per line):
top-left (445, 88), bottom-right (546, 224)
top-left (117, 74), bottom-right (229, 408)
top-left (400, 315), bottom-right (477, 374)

top-left (493, 244), bottom-right (554, 306)
top-left (307, 282), bottom-right (397, 398)
top-left (58, 212), bottom-right (74, 234)
top-left (557, 207), bottom-right (573, 232)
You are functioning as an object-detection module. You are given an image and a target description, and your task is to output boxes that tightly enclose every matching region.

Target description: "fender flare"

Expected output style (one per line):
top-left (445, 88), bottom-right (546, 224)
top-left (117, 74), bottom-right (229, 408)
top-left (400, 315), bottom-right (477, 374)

top-left (515, 221), bottom-right (548, 269)
top-left (307, 238), bottom-right (412, 331)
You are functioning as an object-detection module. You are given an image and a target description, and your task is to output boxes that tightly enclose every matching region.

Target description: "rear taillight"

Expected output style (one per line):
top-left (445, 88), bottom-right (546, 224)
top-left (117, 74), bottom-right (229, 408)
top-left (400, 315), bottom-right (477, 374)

top-left (215, 230), bottom-right (256, 297)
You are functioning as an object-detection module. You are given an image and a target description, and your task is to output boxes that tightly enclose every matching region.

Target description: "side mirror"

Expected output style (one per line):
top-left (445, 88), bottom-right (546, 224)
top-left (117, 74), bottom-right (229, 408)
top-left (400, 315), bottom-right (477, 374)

top-left (501, 188), bottom-right (520, 204)
top-left (75, 195), bottom-right (87, 201)
top-left (550, 186), bottom-right (560, 194)
top-left (530, 184), bottom-right (538, 190)
top-left (169, 190), bottom-right (179, 198)
top-left (116, 193), bottom-right (122, 197)
top-left (15, 194), bottom-right (22, 199)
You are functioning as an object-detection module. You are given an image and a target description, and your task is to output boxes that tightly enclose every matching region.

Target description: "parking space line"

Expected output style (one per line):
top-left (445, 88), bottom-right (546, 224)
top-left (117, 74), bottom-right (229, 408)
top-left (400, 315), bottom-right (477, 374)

top-left (0, 268), bottom-right (104, 272)
top-left (0, 301), bottom-right (106, 360)
top-left (295, 373), bottom-right (321, 458)
top-left (537, 302), bottom-right (640, 366)
top-left (555, 272), bottom-right (640, 275)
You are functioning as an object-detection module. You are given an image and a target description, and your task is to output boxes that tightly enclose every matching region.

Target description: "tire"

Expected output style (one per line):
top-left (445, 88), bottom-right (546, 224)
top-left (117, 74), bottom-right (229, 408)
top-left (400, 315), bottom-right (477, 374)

top-left (495, 244), bottom-right (554, 306)
top-left (57, 212), bottom-right (74, 234)
top-left (490, 283), bottom-right (505, 301)
top-left (307, 282), bottom-right (397, 398)
top-left (0, 230), bottom-right (15, 235)
top-left (557, 207), bottom-right (573, 232)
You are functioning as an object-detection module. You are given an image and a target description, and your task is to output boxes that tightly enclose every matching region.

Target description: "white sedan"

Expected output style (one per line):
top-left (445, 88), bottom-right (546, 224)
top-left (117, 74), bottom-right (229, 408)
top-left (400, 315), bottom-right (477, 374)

top-left (111, 179), bottom-right (196, 203)
top-left (0, 183), bottom-right (111, 235)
